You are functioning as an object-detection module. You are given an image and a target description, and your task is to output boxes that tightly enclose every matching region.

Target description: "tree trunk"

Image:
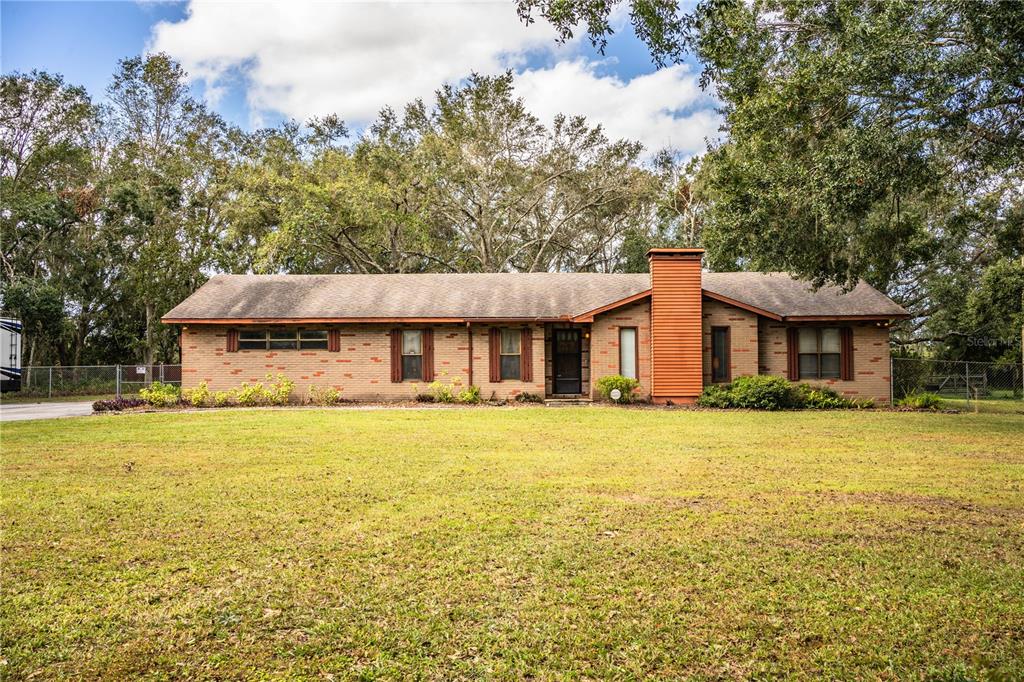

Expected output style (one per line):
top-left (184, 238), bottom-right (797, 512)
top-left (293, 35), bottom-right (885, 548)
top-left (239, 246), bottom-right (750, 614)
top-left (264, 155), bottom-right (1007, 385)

top-left (144, 302), bottom-right (155, 382)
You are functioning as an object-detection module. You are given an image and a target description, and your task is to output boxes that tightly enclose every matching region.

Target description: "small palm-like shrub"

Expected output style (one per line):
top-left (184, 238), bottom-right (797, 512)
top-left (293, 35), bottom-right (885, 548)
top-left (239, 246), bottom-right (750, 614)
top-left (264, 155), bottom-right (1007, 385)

top-left (457, 385), bottom-right (482, 404)
top-left (429, 380), bottom-right (456, 404)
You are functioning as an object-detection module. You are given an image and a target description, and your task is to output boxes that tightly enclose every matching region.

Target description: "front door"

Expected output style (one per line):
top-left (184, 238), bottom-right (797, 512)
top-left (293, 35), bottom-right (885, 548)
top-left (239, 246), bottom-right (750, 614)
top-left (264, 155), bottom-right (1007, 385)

top-left (553, 329), bottom-right (582, 395)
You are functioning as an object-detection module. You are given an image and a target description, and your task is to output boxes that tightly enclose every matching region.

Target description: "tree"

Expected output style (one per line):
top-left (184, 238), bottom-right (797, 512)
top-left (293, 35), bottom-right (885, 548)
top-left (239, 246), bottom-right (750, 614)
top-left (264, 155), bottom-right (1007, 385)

top-left (520, 1), bottom-right (1024, 360)
top-left (101, 53), bottom-right (236, 364)
top-left (240, 72), bottom-right (667, 275)
top-left (410, 72), bottom-right (659, 272)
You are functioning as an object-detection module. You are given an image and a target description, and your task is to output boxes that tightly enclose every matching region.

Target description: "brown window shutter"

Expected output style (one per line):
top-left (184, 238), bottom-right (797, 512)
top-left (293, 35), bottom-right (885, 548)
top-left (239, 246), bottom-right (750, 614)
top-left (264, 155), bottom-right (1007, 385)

top-left (520, 327), bottom-right (533, 382)
top-left (226, 329), bottom-right (239, 353)
top-left (786, 327), bottom-right (799, 381)
top-left (422, 328), bottom-right (435, 382)
top-left (328, 329), bottom-right (341, 353)
top-left (840, 327), bottom-right (854, 381)
top-left (390, 329), bottom-right (403, 382)
top-left (489, 327), bottom-right (501, 382)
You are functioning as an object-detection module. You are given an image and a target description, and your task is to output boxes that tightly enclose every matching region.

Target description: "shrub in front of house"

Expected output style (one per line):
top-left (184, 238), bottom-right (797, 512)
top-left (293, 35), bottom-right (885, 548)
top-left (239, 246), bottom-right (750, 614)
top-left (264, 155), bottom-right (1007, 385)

top-left (696, 384), bottom-right (734, 408)
top-left (429, 380), bottom-right (456, 403)
top-left (457, 385), bottom-right (482, 404)
top-left (514, 391), bottom-right (544, 403)
top-left (139, 381), bottom-right (181, 407)
top-left (698, 378), bottom-right (876, 410)
top-left (266, 374), bottom-right (295, 406)
top-left (213, 389), bottom-right (236, 407)
top-left (793, 383), bottom-right (847, 409)
top-left (724, 375), bottom-right (796, 410)
top-left (595, 375), bottom-right (641, 403)
top-left (307, 385), bottom-right (344, 406)
top-left (183, 381), bottom-right (211, 408)
top-left (236, 381), bottom-right (270, 407)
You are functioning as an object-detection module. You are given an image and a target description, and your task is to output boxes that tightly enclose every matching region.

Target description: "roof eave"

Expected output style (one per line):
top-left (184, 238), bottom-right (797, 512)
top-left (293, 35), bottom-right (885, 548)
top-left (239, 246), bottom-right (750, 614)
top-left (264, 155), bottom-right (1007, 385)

top-left (783, 313), bottom-right (911, 322)
top-left (571, 289), bottom-right (652, 322)
top-left (162, 316), bottom-right (574, 325)
top-left (701, 290), bottom-right (783, 321)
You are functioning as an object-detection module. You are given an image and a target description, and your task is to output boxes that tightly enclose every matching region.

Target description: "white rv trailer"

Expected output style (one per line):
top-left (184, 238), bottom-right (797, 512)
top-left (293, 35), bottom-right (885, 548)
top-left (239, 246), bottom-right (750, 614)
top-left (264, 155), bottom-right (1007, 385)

top-left (1, 317), bottom-right (23, 392)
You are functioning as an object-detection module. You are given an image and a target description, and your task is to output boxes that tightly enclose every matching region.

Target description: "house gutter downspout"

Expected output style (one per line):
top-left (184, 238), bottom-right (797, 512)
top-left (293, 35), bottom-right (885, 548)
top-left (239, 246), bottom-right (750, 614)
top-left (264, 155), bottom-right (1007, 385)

top-left (466, 321), bottom-right (474, 388)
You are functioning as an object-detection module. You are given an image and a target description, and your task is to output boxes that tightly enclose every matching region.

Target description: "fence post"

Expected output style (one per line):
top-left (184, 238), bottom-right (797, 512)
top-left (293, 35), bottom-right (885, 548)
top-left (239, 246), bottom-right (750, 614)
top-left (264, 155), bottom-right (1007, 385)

top-left (48, 366), bottom-right (52, 399)
top-left (964, 361), bottom-right (970, 405)
top-left (115, 364), bottom-right (121, 399)
top-left (160, 364), bottom-right (165, 383)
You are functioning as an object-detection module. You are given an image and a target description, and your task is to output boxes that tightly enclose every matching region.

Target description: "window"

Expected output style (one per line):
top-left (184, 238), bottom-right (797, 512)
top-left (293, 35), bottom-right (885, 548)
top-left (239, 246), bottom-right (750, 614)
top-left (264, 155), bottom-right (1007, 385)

top-left (238, 330), bottom-right (268, 350)
top-left (619, 327), bottom-right (637, 380)
top-left (299, 330), bottom-right (328, 350)
top-left (500, 328), bottom-right (521, 380)
top-left (711, 326), bottom-right (730, 383)
top-left (269, 330), bottom-right (297, 350)
top-left (798, 328), bottom-right (841, 379)
top-left (235, 329), bottom-right (329, 351)
top-left (402, 330), bottom-right (423, 380)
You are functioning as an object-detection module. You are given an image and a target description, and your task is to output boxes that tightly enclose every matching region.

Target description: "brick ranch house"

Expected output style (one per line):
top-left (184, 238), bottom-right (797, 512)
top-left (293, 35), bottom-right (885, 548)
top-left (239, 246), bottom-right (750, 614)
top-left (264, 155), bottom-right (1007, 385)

top-left (162, 249), bottom-right (909, 404)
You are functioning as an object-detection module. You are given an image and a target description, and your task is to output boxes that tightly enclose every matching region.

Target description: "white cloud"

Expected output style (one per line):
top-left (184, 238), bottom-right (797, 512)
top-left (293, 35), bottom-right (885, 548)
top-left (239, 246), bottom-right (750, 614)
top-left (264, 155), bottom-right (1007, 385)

top-left (150, 0), bottom-right (720, 155)
top-left (516, 60), bottom-right (721, 156)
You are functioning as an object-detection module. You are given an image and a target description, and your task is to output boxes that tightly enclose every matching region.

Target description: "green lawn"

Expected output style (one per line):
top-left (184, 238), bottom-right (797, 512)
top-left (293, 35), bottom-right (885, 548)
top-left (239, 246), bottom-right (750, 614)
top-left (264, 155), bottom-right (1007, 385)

top-left (3, 408), bottom-right (1022, 680)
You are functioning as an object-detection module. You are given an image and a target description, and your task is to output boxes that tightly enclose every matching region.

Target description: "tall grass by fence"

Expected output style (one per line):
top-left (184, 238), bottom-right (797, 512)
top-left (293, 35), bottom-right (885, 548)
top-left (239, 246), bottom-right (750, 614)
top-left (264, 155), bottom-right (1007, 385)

top-left (14, 365), bottom-right (181, 398)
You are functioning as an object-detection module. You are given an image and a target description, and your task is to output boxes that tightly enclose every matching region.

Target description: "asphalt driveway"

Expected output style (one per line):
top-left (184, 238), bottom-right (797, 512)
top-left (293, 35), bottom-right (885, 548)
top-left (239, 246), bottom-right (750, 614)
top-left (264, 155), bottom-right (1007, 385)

top-left (0, 400), bottom-right (94, 422)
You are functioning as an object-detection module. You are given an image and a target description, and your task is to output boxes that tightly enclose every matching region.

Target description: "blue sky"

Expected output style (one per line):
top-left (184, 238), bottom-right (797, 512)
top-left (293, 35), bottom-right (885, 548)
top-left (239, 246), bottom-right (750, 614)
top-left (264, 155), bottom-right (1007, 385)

top-left (2, 1), bottom-right (718, 154)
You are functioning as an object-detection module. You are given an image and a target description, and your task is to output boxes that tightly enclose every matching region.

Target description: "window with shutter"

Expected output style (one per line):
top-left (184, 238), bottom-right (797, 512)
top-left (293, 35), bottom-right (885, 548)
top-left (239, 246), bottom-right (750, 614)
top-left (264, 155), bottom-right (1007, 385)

top-left (499, 329), bottom-right (521, 380)
top-left (797, 327), bottom-right (843, 380)
top-left (401, 330), bottom-right (423, 380)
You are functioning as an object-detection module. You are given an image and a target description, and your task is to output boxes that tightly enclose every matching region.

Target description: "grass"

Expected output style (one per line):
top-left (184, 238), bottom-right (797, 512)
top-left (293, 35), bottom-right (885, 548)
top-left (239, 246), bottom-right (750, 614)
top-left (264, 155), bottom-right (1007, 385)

top-left (942, 397), bottom-right (1024, 415)
top-left (2, 408), bottom-right (1022, 680)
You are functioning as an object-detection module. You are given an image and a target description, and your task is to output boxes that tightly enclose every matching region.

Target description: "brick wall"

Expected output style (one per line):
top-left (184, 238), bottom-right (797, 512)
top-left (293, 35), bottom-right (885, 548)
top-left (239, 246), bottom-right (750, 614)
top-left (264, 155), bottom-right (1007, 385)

top-left (589, 300), bottom-right (652, 400)
top-left (701, 299), bottom-right (759, 383)
top-left (758, 319), bottom-right (893, 403)
top-left (181, 322), bottom-right (545, 401)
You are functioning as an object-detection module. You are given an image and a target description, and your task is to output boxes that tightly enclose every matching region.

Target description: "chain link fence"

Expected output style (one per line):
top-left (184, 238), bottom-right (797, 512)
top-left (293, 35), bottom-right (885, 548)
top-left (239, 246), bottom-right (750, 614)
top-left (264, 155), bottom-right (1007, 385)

top-left (892, 357), bottom-right (1023, 413)
top-left (13, 365), bottom-right (181, 399)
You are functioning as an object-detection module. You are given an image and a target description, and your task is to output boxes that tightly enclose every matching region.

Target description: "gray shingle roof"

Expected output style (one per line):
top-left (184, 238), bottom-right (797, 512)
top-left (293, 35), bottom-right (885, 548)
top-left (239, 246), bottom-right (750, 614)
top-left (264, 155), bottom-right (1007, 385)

top-left (162, 271), bottom-right (907, 322)
top-left (162, 273), bottom-right (653, 321)
top-left (702, 272), bottom-right (909, 319)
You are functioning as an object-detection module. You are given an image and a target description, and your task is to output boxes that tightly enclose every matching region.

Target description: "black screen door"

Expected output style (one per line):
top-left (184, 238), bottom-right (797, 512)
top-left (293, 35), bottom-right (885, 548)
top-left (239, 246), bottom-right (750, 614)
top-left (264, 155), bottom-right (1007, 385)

top-left (553, 329), bottom-right (582, 394)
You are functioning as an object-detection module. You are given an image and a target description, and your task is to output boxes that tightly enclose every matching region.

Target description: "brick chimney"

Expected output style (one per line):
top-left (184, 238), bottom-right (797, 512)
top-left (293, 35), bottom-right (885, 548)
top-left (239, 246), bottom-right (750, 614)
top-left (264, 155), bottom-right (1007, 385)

top-left (647, 248), bottom-right (705, 403)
